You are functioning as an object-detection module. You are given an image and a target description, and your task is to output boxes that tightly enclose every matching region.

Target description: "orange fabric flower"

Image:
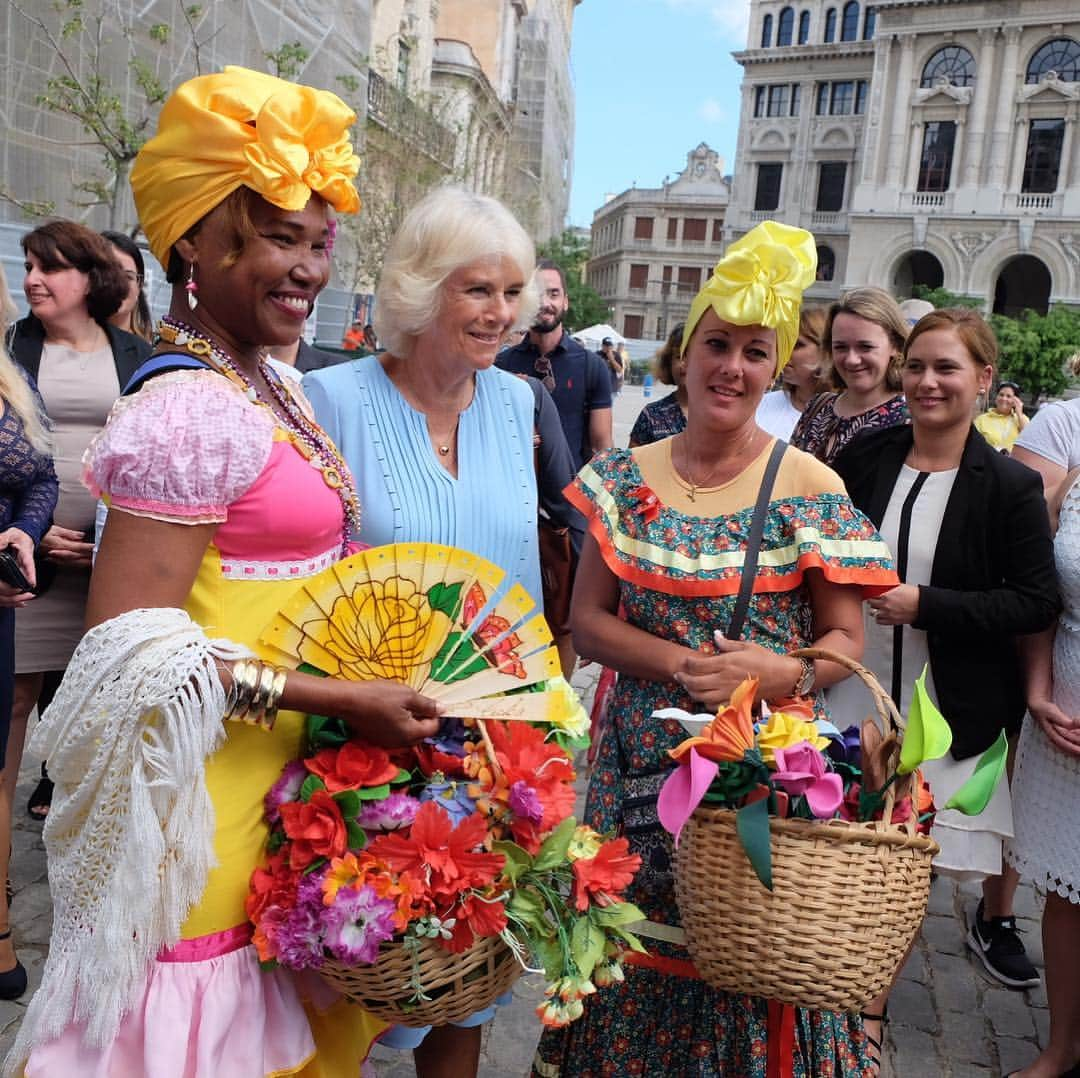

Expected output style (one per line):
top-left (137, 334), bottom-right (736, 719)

top-left (280, 789), bottom-right (348, 869)
top-left (570, 837), bottom-right (641, 912)
top-left (306, 741), bottom-right (399, 792)
top-left (669, 676), bottom-right (758, 764)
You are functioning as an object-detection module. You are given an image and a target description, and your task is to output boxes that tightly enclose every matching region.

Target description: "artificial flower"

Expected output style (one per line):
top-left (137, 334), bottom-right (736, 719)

top-left (570, 838), bottom-right (641, 912)
top-left (508, 780), bottom-right (544, 825)
top-left (420, 777), bottom-right (479, 827)
top-left (824, 724), bottom-right (863, 766)
top-left (566, 825), bottom-right (603, 862)
top-left (322, 885), bottom-right (397, 964)
top-left (628, 484), bottom-right (661, 524)
top-left (756, 710), bottom-right (829, 766)
top-left (265, 760), bottom-right (308, 825)
top-left (246, 847), bottom-right (300, 922)
top-left (271, 873), bottom-right (329, 969)
top-left (357, 790), bottom-right (420, 832)
top-left (306, 741), bottom-right (399, 792)
top-left (280, 789), bottom-right (348, 868)
top-left (770, 741), bottom-right (843, 818)
top-left (669, 676), bottom-right (757, 764)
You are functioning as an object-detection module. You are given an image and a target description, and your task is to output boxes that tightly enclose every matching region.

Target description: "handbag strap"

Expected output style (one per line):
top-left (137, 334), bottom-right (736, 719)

top-left (890, 470), bottom-right (930, 706)
top-left (726, 439), bottom-right (787, 641)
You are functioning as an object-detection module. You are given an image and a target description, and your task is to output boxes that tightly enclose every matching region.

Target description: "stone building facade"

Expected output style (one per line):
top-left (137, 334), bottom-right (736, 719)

top-left (586, 144), bottom-right (731, 341)
top-left (727, 0), bottom-right (1080, 312)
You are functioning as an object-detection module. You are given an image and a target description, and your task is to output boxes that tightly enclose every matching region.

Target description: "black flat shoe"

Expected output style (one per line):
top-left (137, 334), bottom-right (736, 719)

top-left (26, 771), bottom-right (52, 821)
top-left (0, 930), bottom-right (27, 1000)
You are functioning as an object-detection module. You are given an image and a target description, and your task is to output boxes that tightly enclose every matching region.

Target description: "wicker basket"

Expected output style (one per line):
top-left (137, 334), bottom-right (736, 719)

top-left (674, 648), bottom-right (939, 1013)
top-left (320, 932), bottom-right (520, 1026)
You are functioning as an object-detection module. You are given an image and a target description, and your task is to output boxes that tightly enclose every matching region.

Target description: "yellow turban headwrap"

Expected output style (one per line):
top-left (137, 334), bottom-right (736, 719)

top-left (131, 66), bottom-right (361, 268)
top-left (681, 220), bottom-right (817, 372)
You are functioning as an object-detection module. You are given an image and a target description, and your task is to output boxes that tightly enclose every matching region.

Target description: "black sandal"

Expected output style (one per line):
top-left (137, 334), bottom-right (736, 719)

top-left (860, 1008), bottom-right (888, 1075)
top-left (0, 929), bottom-right (27, 1000)
top-left (27, 765), bottom-right (52, 820)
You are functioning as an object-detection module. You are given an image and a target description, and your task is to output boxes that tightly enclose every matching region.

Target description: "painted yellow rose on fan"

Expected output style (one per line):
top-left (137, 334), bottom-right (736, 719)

top-left (302, 575), bottom-right (452, 683)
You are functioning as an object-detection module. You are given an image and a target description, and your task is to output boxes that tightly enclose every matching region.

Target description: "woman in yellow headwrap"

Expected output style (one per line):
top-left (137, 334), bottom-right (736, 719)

top-left (533, 221), bottom-right (897, 1077)
top-left (6, 68), bottom-right (443, 1078)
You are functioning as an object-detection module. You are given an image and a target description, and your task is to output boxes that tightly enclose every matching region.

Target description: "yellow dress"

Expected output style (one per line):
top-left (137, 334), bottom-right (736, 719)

top-left (25, 370), bottom-right (383, 1077)
top-left (974, 409), bottom-right (1024, 452)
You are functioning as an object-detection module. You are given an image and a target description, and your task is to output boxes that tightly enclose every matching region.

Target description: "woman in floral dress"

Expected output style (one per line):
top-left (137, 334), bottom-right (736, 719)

top-left (534, 223), bottom-right (896, 1078)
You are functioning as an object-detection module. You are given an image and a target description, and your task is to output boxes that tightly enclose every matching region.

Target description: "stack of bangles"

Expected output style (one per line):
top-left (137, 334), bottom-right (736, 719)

top-left (223, 658), bottom-right (288, 731)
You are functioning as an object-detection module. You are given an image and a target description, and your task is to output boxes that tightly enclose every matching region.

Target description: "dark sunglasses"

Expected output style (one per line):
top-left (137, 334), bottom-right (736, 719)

top-left (534, 354), bottom-right (556, 393)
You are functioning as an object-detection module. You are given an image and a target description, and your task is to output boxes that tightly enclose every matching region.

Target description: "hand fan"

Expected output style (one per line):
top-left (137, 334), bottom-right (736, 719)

top-left (260, 542), bottom-right (571, 724)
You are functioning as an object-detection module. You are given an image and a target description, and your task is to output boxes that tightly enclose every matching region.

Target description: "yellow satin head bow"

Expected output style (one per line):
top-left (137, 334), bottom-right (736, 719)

top-left (131, 66), bottom-right (361, 268)
top-left (681, 221), bottom-right (817, 372)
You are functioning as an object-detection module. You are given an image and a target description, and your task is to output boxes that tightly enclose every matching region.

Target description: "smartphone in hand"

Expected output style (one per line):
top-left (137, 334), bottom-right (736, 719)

top-left (0, 548), bottom-right (34, 593)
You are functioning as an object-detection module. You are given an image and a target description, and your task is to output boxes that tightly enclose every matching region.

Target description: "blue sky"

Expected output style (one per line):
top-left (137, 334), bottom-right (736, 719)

top-left (567, 0), bottom-right (749, 228)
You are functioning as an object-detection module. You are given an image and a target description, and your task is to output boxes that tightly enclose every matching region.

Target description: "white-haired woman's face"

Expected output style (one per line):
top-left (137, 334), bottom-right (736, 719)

top-left (425, 255), bottom-right (524, 372)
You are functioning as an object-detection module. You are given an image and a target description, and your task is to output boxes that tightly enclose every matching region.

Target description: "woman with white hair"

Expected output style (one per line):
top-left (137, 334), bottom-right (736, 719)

top-left (303, 185), bottom-right (547, 1077)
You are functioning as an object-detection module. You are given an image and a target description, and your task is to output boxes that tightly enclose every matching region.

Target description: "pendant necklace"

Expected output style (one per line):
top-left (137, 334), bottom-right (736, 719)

top-left (681, 427), bottom-right (758, 502)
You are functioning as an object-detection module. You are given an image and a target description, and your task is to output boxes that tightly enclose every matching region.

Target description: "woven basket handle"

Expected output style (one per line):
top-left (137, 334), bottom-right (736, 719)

top-left (791, 647), bottom-right (910, 830)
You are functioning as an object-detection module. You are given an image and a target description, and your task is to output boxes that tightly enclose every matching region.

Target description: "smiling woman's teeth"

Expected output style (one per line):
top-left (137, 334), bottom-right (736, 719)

top-left (277, 296), bottom-right (308, 311)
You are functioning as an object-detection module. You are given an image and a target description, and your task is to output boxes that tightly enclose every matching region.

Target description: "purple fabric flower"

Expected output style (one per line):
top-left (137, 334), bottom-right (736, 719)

top-left (508, 780), bottom-right (543, 825)
top-left (426, 717), bottom-right (469, 758)
top-left (419, 779), bottom-right (477, 826)
top-left (265, 760), bottom-right (307, 824)
top-left (825, 725), bottom-right (862, 766)
top-left (323, 885), bottom-right (398, 965)
top-left (357, 791), bottom-right (421, 832)
top-left (271, 870), bottom-right (329, 971)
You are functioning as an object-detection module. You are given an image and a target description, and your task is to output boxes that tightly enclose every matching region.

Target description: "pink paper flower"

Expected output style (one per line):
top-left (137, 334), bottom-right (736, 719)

top-left (771, 741), bottom-right (843, 819)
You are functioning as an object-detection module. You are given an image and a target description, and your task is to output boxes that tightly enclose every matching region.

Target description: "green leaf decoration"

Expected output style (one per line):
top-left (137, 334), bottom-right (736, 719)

top-left (427, 581), bottom-right (463, 619)
top-left (305, 713), bottom-right (350, 751)
top-left (266, 829), bottom-right (286, 854)
top-left (345, 820), bottom-right (368, 851)
top-left (530, 933), bottom-right (565, 981)
top-left (590, 901), bottom-right (646, 928)
top-left (944, 729), bottom-right (1008, 815)
top-left (492, 840), bottom-right (533, 884)
top-left (507, 887), bottom-right (548, 933)
top-left (259, 958), bottom-right (279, 972)
top-left (297, 663), bottom-right (329, 678)
top-left (428, 632), bottom-right (491, 684)
top-left (532, 816), bottom-right (577, 872)
top-left (333, 789), bottom-right (361, 818)
top-left (299, 774), bottom-right (326, 802)
top-left (571, 916), bottom-right (606, 978)
top-left (301, 856), bottom-right (327, 876)
top-left (898, 665), bottom-right (953, 776)
top-left (736, 796), bottom-right (773, 891)
top-left (392, 768), bottom-right (412, 786)
top-left (355, 783), bottom-right (391, 802)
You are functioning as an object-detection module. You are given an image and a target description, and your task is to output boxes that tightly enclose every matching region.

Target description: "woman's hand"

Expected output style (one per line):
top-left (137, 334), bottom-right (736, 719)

top-left (41, 525), bottom-right (94, 569)
top-left (675, 635), bottom-right (802, 709)
top-left (330, 679), bottom-right (443, 747)
top-left (1029, 698), bottom-right (1080, 758)
top-left (0, 526), bottom-right (36, 607)
top-left (867, 584), bottom-right (919, 627)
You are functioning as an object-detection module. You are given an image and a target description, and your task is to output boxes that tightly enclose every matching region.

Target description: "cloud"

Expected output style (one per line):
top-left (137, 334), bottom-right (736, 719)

top-left (652, 0), bottom-right (750, 43)
top-left (698, 98), bottom-right (726, 123)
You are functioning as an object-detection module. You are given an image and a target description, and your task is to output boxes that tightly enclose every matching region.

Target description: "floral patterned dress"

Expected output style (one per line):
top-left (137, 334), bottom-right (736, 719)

top-left (533, 439), bottom-right (895, 1078)
top-left (628, 391), bottom-right (686, 447)
top-left (790, 391), bottom-right (908, 465)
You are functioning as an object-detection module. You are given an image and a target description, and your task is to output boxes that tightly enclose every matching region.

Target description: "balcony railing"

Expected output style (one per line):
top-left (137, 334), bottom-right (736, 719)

top-left (809, 211), bottom-right (846, 230)
top-left (1008, 192), bottom-right (1061, 213)
top-left (367, 71), bottom-right (456, 168)
top-left (899, 191), bottom-right (952, 212)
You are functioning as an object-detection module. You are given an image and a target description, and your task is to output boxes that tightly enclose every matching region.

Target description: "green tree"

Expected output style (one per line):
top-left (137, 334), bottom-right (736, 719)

top-left (911, 284), bottom-right (982, 309)
top-left (990, 306), bottom-right (1080, 403)
top-left (536, 231), bottom-right (610, 331)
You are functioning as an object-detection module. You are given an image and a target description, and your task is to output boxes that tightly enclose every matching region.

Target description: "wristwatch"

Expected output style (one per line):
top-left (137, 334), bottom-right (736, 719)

top-left (792, 657), bottom-right (815, 697)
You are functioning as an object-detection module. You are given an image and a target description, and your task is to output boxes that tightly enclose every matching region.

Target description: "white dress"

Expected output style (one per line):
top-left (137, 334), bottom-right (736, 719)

top-left (1006, 478), bottom-right (1080, 904)
top-left (827, 464), bottom-right (1013, 879)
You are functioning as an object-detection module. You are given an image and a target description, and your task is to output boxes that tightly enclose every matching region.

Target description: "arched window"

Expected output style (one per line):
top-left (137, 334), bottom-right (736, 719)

top-left (862, 6), bottom-right (876, 38)
top-left (798, 10), bottom-right (811, 44)
top-left (761, 13), bottom-right (773, 47)
top-left (816, 246), bottom-right (836, 282)
top-left (777, 7), bottom-right (795, 46)
top-left (920, 45), bottom-right (976, 87)
top-left (1026, 38), bottom-right (1080, 83)
top-left (824, 8), bottom-right (836, 43)
top-left (840, 1), bottom-right (859, 41)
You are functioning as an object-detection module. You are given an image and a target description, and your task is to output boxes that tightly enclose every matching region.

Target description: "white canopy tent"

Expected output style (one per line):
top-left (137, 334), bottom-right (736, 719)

top-left (573, 323), bottom-right (624, 349)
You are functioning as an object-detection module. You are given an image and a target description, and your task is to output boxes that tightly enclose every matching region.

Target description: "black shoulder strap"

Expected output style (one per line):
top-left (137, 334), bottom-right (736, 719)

top-left (122, 353), bottom-right (211, 395)
top-left (726, 439), bottom-right (788, 640)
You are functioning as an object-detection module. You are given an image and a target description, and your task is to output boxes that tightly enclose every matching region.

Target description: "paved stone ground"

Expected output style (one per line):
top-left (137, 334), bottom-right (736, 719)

top-left (0, 390), bottom-right (1054, 1075)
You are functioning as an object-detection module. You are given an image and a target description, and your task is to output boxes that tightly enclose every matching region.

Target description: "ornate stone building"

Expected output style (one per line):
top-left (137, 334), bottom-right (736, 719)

top-left (587, 144), bottom-right (731, 340)
top-left (727, 0), bottom-right (1080, 312)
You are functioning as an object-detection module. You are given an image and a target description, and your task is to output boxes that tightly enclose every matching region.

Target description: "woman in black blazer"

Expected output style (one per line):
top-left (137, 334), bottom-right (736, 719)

top-left (831, 308), bottom-right (1059, 1063)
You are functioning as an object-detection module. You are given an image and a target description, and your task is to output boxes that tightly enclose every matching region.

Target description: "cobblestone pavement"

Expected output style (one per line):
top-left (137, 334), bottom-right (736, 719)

top-left (0, 392), bottom-right (1054, 1075)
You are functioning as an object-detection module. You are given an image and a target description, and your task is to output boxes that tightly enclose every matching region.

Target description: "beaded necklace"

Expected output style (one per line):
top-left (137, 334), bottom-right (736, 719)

top-left (157, 316), bottom-right (361, 548)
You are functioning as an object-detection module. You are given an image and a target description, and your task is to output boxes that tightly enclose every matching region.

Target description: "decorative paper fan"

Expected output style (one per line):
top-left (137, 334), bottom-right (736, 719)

top-left (261, 542), bottom-right (579, 729)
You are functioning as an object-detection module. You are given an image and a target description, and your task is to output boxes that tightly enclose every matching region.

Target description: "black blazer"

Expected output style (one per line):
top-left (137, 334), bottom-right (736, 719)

top-left (294, 339), bottom-right (352, 375)
top-left (7, 314), bottom-right (151, 391)
top-left (833, 424), bottom-right (1060, 759)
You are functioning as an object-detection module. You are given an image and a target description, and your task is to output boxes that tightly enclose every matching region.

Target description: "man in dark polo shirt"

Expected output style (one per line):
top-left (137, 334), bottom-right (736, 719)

top-left (497, 259), bottom-right (613, 470)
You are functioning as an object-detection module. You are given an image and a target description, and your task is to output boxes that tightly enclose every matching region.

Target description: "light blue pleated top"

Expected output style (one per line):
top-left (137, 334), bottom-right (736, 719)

top-left (303, 355), bottom-right (541, 604)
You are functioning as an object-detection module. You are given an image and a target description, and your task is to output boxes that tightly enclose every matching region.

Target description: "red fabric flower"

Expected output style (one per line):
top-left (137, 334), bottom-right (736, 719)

top-left (628, 484), bottom-right (661, 524)
top-left (570, 838), bottom-right (641, 912)
top-left (245, 847), bottom-right (299, 922)
top-left (280, 789), bottom-right (348, 868)
top-left (306, 741), bottom-right (399, 792)
top-left (369, 802), bottom-right (504, 900)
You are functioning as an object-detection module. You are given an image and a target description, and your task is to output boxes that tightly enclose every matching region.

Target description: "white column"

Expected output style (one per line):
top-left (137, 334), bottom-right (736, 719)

top-left (962, 26), bottom-right (999, 187)
top-left (904, 118), bottom-right (923, 192)
top-left (885, 34), bottom-right (917, 188)
top-left (987, 26), bottom-right (1022, 188)
top-left (1058, 115), bottom-right (1076, 193)
top-left (1007, 115), bottom-right (1027, 193)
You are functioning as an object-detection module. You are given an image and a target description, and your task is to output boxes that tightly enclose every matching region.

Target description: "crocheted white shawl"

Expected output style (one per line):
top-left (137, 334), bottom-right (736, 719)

top-left (4, 608), bottom-right (250, 1076)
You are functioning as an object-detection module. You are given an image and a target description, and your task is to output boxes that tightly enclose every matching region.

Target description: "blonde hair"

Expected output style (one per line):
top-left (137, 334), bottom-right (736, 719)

top-left (373, 186), bottom-right (539, 358)
top-left (0, 264), bottom-right (52, 456)
top-left (823, 287), bottom-right (910, 393)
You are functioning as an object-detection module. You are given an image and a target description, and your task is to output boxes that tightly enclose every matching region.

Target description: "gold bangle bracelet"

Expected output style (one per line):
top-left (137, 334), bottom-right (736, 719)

top-left (262, 668), bottom-right (289, 732)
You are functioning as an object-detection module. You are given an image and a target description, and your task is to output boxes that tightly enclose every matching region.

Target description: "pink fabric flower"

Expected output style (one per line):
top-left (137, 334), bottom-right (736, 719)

top-left (771, 741), bottom-right (843, 818)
